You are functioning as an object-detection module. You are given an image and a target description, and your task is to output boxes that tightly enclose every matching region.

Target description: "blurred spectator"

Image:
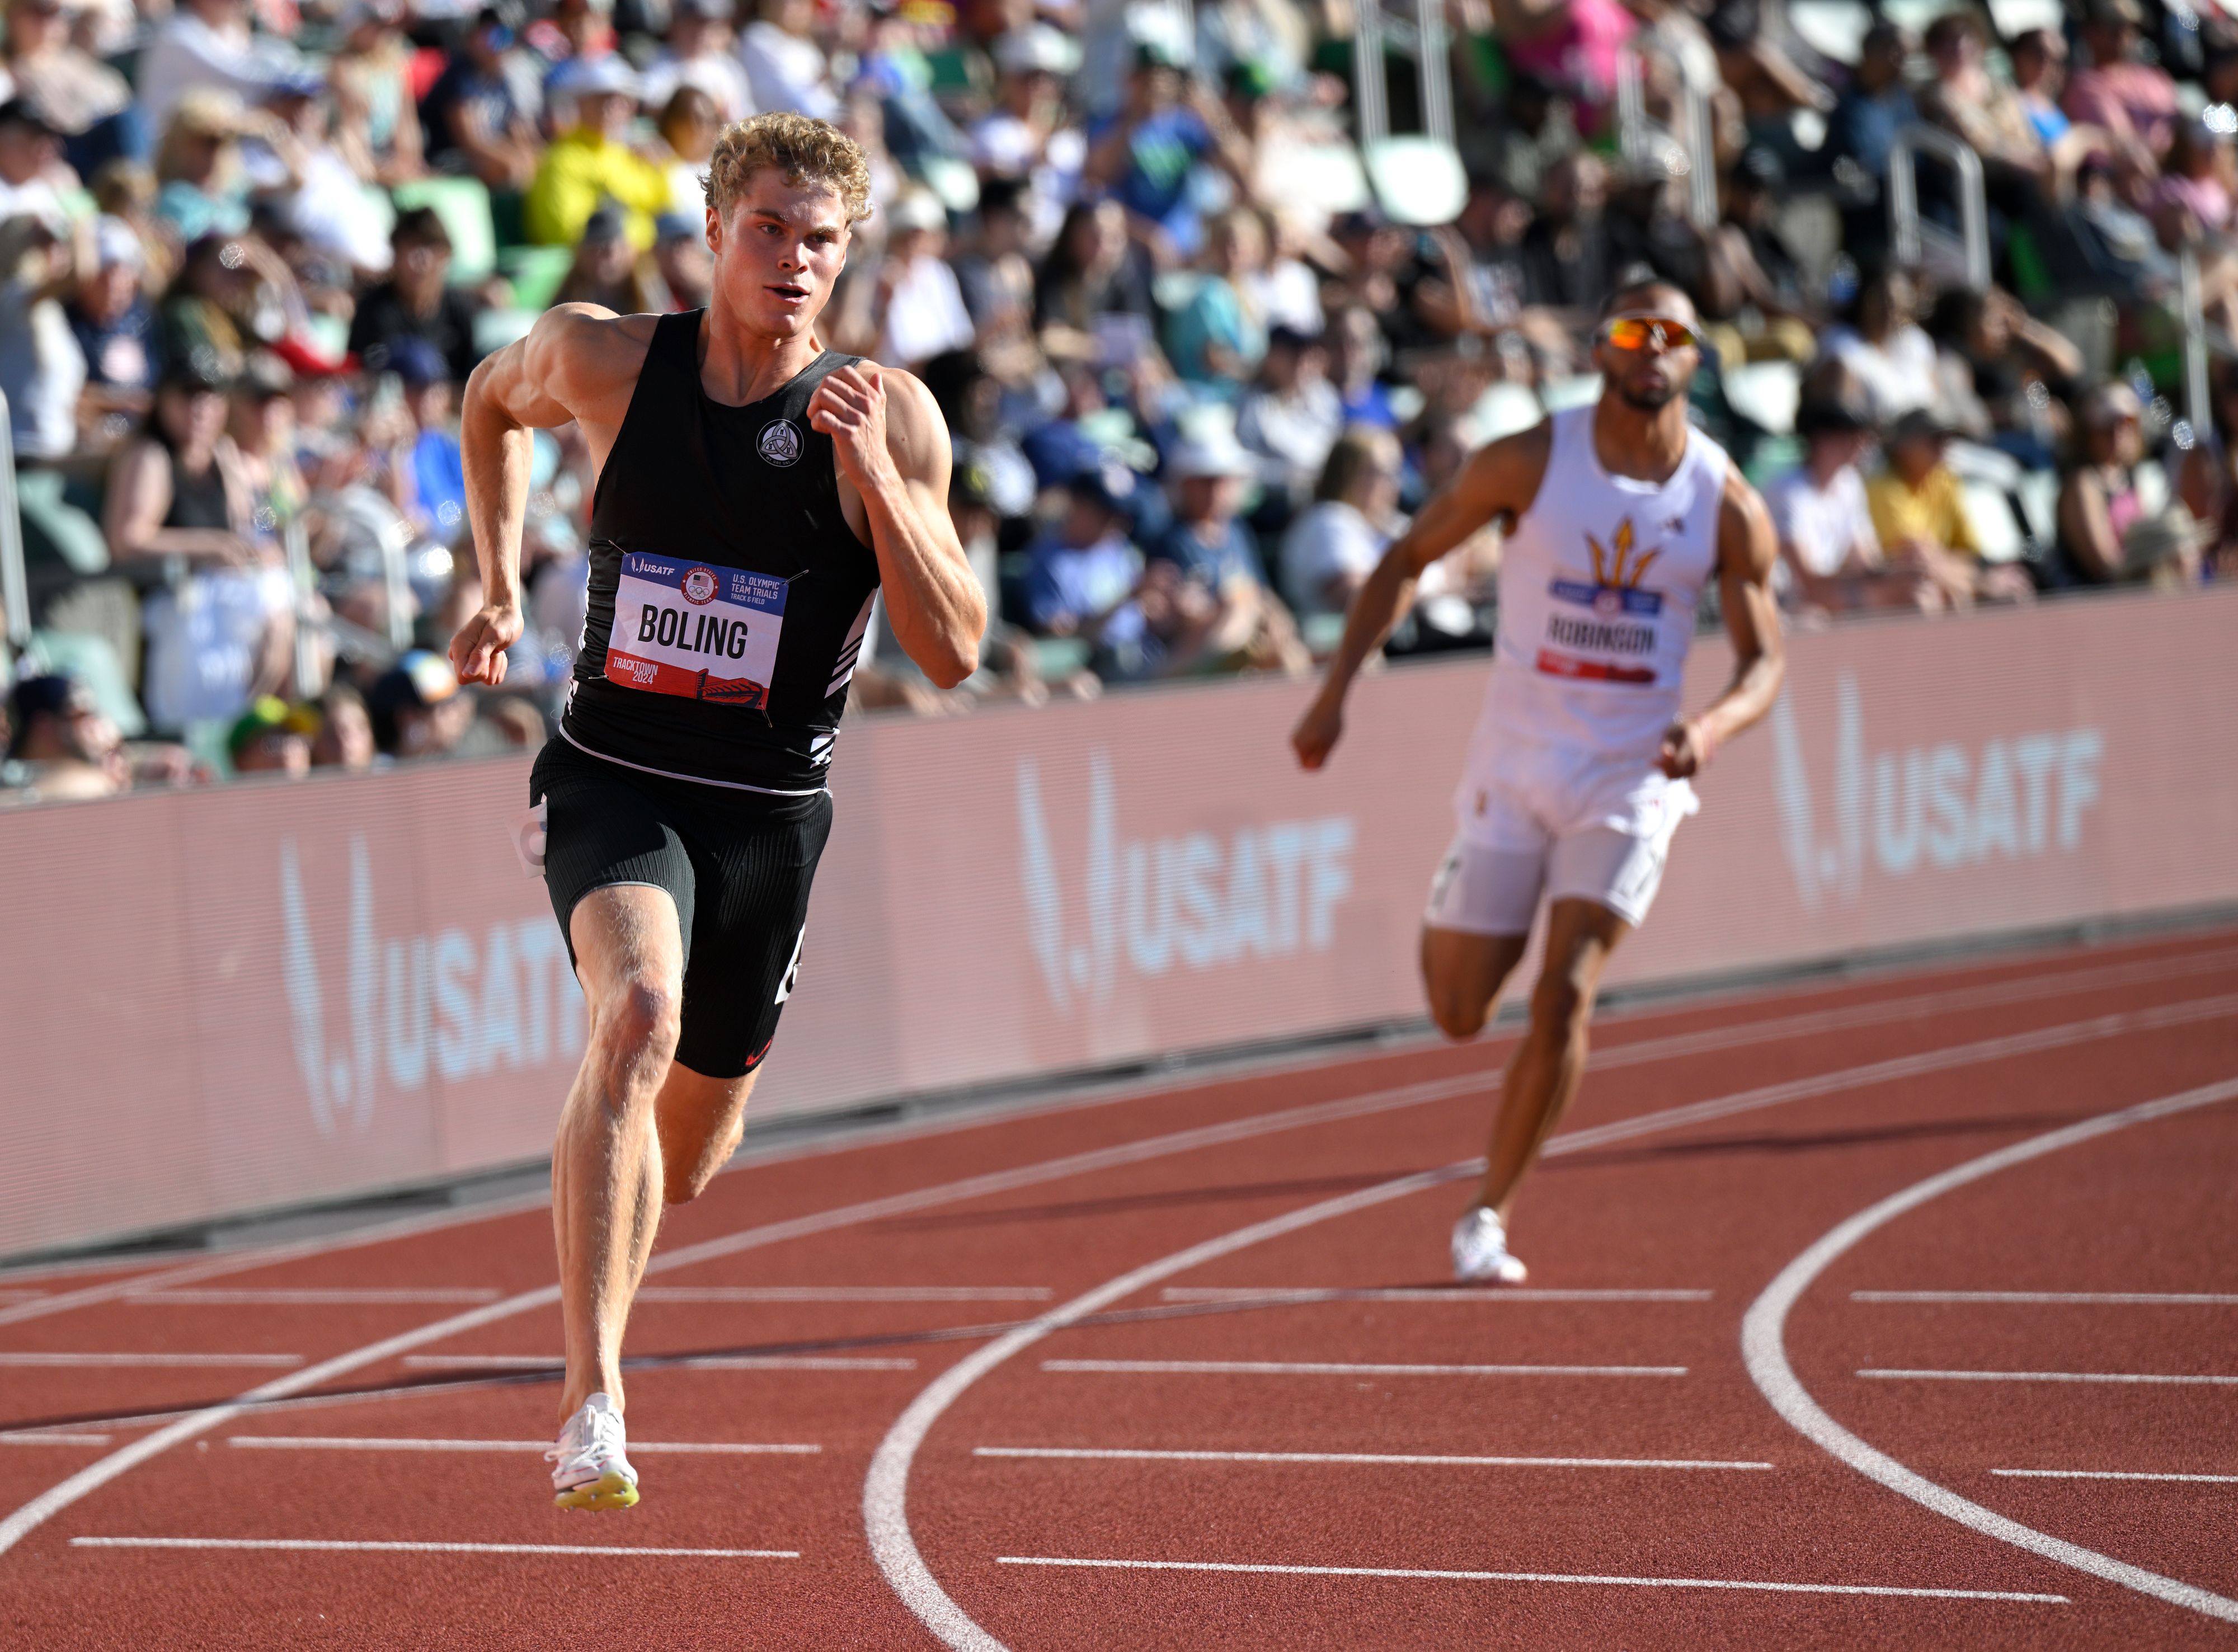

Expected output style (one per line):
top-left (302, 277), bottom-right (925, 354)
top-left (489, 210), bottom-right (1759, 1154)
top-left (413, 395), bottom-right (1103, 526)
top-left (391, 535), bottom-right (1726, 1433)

top-left (2151, 117), bottom-right (2236, 239)
top-left (1520, 150), bottom-right (1615, 316)
top-left (1827, 23), bottom-right (1918, 186)
top-left (389, 336), bottom-right (468, 538)
top-left (1084, 37), bottom-right (1252, 265)
top-left (2010, 29), bottom-right (2075, 150)
top-left (652, 210), bottom-right (711, 309)
top-left (655, 84), bottom-right (721, 220)
top-left (740, 0), bottom-right (839, 121)
top-left (1022, 467), bottom-right (1144, 636)
top-left (554, 201), bottom-right (658, 310)
top-left (367, 647), bottom-right (472, 757)
top-left (1155, 419), bottom-right (1270, 589)
top-left (641, 0), bottom-right (751, 125)
top-left (950, 176), bottom-right (1036, 352)
top-left (525, 55), bottom-right (669, 247)
top-left (106, 361), bottom-right (297, 728)
top-left (264, 71), bottom-right (396, 278)
top-left (1927, 285), bottom-right (2080, 463)
top-left (1921, 13), bottom-right (2047, 188)
top-left (874, 188), bottom-right (974, 369)
top-left (330, 0), bottom-right (425, 186)
top-left (309, 680), bottom-right (376, 769)
top-left (973, 24), bottom-right (1084, 235)
top-left (2054, 379), bottom-right (2150, 587)
top-left (0, 96), bottom-right (69, 229)
top-left (420, 6), bottom-right (544, 190)
top-left (1819, 267), bottom-right (1936, 423)
top-left (1325, 304), bottom-right (1397, 430)
top-left (2, 0), bottom-right (139, 182)
top-left (4, 673), bottom-right (120, 799)
top-left (2178, 355), bottom-right (2238, 528)
top-left (1237, 322), bottom-right (1341, 507)
top-left (231, 352), bottom-right (304, 534)
top-left (1035, 196), bottom-right (1154, 343)
top-left (1767, 392), bottom-right (1927, 615)
top-left (68, 214), bottom-right (156, 421)
top-left (154, 91), bottom-right (299, 244)
top-left (138, 0), bottom-right (300, 134)
top-left (227, 692), bottom-right (313, 775)
top-left (0, 207), bottom-right (87, 465)
top-left (349, 206), bottom-right (482, 381)
top-left (1866, 409), bottom-right (2033, 607)
top-left (1281, 423), bottom-right (1402, 616)
top-left (2065, 0), bottom-right (2178, 163)
top-left (1167, 206), bottom-right (1267, 390)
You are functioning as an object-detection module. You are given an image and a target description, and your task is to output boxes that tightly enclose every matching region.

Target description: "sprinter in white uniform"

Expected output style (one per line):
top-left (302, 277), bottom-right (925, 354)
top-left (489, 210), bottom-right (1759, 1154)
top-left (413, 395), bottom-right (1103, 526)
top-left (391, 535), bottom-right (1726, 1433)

top-left (1292, 280), bottom-right (1785, 1283)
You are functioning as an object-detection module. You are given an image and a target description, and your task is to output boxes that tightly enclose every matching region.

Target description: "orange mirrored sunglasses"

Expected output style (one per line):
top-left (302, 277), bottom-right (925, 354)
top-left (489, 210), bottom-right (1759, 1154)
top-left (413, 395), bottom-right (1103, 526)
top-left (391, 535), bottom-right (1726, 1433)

top-left (1600, 316), bottom-right (1703, 352)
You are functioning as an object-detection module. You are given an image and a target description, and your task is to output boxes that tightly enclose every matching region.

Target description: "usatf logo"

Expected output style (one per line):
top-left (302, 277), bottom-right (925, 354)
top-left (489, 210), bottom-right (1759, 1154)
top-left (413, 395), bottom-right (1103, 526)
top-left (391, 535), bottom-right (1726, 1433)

top-left (1551, 516), bottom-right (1666, 616)
top-left (758, 419), bottom-right (802, 467)
top-left (681, 567), bottom-right (717, 605)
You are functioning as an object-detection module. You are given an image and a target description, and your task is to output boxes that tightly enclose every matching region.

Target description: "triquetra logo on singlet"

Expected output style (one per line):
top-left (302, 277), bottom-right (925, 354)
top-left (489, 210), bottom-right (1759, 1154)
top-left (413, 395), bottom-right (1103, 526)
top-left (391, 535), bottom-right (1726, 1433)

top-left (758, 419), bottom-right (802, 467)
top-left (1539, 515), bottom-right (1664, 685)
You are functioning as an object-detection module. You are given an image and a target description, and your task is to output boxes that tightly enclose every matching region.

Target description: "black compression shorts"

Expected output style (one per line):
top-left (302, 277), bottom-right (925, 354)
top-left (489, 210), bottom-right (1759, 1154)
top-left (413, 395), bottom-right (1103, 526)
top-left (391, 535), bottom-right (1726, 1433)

top-left (530, 736), bottom-right (832, 1079)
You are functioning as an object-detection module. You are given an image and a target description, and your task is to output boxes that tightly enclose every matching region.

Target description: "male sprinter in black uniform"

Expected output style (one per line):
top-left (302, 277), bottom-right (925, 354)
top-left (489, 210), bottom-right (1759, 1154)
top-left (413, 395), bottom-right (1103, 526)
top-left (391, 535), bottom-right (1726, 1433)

top-left (448, 114), bottom-right (984, 1510)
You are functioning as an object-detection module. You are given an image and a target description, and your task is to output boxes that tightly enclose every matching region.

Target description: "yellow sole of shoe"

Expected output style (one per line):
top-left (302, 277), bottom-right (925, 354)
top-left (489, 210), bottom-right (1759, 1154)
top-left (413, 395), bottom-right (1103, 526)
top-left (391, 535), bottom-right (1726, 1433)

top-left (554, 1470), bottom-right (640, 1511)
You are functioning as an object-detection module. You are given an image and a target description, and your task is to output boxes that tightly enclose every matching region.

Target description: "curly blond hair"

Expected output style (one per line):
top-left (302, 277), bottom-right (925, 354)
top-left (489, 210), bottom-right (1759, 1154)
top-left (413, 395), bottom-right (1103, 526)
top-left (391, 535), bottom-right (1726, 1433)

top-left (703, 112), bottom-right (874, 225)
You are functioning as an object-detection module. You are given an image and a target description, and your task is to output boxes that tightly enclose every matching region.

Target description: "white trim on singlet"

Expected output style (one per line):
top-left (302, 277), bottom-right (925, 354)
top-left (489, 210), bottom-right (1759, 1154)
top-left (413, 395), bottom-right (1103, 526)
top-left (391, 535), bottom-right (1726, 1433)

top-left (558, 726), bottom-right (831, 797)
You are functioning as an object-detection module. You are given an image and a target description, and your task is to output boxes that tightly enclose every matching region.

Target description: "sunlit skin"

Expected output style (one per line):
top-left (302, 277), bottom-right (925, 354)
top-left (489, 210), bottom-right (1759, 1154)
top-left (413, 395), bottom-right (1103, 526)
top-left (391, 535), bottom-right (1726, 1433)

top-left (1289, 279), bottom-right (1785, 1243)
top-left (447, 154), bottom-right (984, 1430)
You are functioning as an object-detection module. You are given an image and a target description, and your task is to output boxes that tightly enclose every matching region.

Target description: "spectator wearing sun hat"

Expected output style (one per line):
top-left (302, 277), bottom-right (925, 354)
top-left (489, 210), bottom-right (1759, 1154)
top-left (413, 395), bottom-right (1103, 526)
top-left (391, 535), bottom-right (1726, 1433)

top-left (1154, 418), bottom-right (1271, 591)
top-left (525, 54), bottom-right (671, 249)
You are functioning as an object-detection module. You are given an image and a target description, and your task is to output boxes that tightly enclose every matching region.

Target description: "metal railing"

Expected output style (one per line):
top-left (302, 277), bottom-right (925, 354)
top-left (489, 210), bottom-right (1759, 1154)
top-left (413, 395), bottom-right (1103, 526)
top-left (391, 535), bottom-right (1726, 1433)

top-left (1888, 123), bottom-right (1990, 292)
top-left (0, 389), bottom-right (29, 660)
top-left (1615, 42), bottom-right (1720, 230)
top-left (1351, 0), bottom-right (1454, 147)
top-left (2180, 246), bottom-right (2210, 437)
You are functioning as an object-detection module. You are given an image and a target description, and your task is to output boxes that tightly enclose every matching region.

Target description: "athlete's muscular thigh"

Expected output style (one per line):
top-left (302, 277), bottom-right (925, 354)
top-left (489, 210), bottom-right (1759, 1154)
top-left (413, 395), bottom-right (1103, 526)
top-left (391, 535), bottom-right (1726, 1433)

top-left (569, 884), bottom-right (687, 1073)
top-left (1421, 926), bottom-right (1531, 1042)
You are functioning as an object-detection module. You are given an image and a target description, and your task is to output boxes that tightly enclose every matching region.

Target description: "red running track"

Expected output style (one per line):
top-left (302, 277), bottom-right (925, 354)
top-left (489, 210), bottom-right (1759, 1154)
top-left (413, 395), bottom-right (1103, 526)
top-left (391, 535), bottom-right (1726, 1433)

top-left (1, 926), bottom-right (2235, 1649)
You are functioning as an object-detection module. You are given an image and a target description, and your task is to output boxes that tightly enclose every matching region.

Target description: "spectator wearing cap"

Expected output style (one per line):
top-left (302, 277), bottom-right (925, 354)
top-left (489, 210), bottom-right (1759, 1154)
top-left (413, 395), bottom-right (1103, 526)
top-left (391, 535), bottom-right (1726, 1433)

top-left (1766, 391), bottom-right (1927, 615)
top-left (136, 0), bottom-right (304, 135)
top-left (1166, 205), bottom-right (1268, 390)
top-left (367, 648), bottom-right (473, 759)
top-left (1237, 322), bottom-right (1342, 511)
top-left (1154, 417), bottom-right (1273, 590)
top-left (1, 0), bottom-right (139, 181)
top-left (349, 206), bottom-right (483, 383)
top-left (68, 213), bottom-right (154, 416)
top-left (652, 209), bottom-right (711, 309)
top-left (555, 201), bottom-right (660, 312)
top-left (641, 0), bottom-right (753, 125)
top-left (1083, 37), bottom-right (1256, 265)
top-left (107, 359), bottom-right (297, 728)
top-left (525, 56), bottom-right (671, 248)
top-left (226, 693), bottom-right (312, 776)
top-left (0, 95), bottom-right (70, 227)
top-left (0, 195), bottom-right (87, 464)
top-left (972, 25), bottom-right (1085, 239)
top-left (740, 0), bottom-right (840, 122)
top-left (2056, 380), bottom-right (2150, 587)
top-left (1280, 423), bottom-right (1403, 616)
top-left (4, 672), bottom-right (120, 799)
top-left (419, 7), bottom-right (543, 191)
top-left (154, 91), bottom-right (300, 244)
top-left (1023, 468), bottom-right (1146, 636)
top-left (653, 84), bottom-right (721, 222)
top-left (872, 189), bottom-right (975, 370)
top-left (263, 70), bottom-right (396, 278)
top-left (330, 0), bottom-right (425, 187)
top-left (2066, 0), bottom-right (2179, 163)
top-left (1868, 409), bottom-right (2033, 607)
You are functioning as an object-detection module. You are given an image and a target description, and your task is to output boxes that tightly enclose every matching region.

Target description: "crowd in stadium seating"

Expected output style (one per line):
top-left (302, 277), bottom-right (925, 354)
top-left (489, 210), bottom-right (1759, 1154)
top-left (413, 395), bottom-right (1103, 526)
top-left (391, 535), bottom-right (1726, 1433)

top-left (0, 0), bottom-right (2232, 802)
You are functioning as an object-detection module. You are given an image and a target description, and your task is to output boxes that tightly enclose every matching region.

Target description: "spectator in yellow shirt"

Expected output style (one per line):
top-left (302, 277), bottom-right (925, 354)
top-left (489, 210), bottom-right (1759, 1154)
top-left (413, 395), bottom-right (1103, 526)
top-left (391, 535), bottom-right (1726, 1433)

top-left (1865, 408), bottom-right (2035, 606)
top-left (524, 57), bottom-right (671, 250)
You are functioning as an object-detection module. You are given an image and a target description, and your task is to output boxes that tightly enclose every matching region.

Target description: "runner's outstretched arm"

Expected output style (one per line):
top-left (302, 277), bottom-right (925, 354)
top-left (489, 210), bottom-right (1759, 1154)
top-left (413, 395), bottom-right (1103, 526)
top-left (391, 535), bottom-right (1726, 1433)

top-left (810, 361), bottom-right (985, 688)
top-left (450, 304), bottom-right (648, 685)
top-left (1291, 420), bottom-right (1553, 770)
top-left (1658, 470), bottom-right (1785, 777)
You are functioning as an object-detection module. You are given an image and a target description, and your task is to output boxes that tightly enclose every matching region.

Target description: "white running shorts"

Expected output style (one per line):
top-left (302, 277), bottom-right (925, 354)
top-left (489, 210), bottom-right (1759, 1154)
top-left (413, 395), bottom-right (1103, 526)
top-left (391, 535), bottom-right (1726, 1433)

top-left (1425, 752), bottom-right (1698, 935)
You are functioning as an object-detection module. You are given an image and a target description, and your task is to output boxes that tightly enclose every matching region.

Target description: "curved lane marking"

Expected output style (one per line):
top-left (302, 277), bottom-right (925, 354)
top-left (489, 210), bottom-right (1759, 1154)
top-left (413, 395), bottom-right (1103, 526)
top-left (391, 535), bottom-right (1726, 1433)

top-left (1741, 1075), bottom-right (2238, 1625)
top-left (861, 997), bottom-right (2237, 1650)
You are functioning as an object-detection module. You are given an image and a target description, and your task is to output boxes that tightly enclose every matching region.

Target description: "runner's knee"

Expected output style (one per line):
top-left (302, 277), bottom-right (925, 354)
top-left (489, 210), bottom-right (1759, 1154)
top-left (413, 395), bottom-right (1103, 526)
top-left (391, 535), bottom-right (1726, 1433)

top-left (590, 977), bottom-right (682, 1071)
top-left (1528, 970), bottom-right (1591, 1044)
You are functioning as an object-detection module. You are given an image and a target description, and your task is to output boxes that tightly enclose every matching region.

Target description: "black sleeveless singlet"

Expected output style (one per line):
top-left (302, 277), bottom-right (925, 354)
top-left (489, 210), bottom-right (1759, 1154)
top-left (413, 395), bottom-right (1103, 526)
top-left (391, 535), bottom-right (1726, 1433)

top-left (562, 312), bottom-right (882, 792)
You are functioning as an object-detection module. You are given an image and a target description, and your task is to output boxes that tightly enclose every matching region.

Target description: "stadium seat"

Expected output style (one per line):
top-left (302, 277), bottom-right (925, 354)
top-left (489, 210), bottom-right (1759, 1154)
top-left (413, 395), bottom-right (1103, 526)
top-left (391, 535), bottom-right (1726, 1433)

top-left (500, 244), bottom-right (575, 313)
top-left (1960, 476), bottom-right (2028, 562)
top-left (391, 177), bottom-right (499, 285)
top-left (1786, 0), bottom-right (1873, 64)
top-left (2015, 468), bottom-right (2061, 548)
top-left (1259, 139), bottom-right (1371, 220)
top-left (1540, 375), bottom-right (1604, 412)
top-left (474, 308), bottom-right (538, 355)
top-left (1466, 381), bottom-right (1543, 445)
top-left (1722, 360), bottom-right (1803, 436)
top-left (2134, 458), bottom-right (2171, 517)
top-left (1363, 136), bottom-right (1468, 228)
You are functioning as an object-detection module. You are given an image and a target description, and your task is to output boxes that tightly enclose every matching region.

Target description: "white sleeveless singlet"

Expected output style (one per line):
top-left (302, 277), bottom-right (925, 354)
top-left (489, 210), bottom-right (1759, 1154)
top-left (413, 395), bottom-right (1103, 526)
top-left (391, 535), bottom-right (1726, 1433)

top-left (1469, 405), bottom-right (1729, 771)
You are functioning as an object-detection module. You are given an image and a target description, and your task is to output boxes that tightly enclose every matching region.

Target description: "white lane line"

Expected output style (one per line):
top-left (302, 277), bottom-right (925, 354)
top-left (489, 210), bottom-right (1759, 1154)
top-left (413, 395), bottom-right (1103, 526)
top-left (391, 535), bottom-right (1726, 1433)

top-left (975, 1447), bottom-right (1771, 1470)
top-left (1861, 1369), bottom-right (2238, 1386)
top-left (1160, 1287), bottom-right (1710, 1303)
top-left (0, 1434), bottom-right (111, 1447)
top-left (226, 1436), bottom-right (817, 1455)
top-left (71, 1537), bottom-right (794, 1559)
top-left (11, 990), bottom-right (2230, 1574)
top-left (1854, 1291), bottom-right (2238, 1306)
top-left (1994, 1469), bottom-right (2238, 1485)
top-left (1041, 1361), bottom-right (1686, 1378)
top-left (0, 1353), bottom-right (304, 1368)
top-left (993, 1555), bottom-right (2067, 1603)
top-left (863, 995), bottom-right (2238, 1652)
top-left (635, 1287), bottom-right (1054, 1303)
top-left (128, 1289), bottom-right (505, 1306)
top-left (0, 1291), bottom-right (45, 1303)
top-left (400, 1353), bottom-right (917, 1372)
top-left (1742, 1074), bottom-right (2238, 1625)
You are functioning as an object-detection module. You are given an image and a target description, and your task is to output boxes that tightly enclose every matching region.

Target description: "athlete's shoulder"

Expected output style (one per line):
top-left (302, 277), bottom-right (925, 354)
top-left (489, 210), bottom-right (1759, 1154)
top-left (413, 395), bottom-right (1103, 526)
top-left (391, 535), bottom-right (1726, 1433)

top-left (531, 304), bottom-right (662, 381)
top-left (1464, 413), bottom-right (1557, 519)
top-left (1717, 460), bottom-right (1778, 577)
